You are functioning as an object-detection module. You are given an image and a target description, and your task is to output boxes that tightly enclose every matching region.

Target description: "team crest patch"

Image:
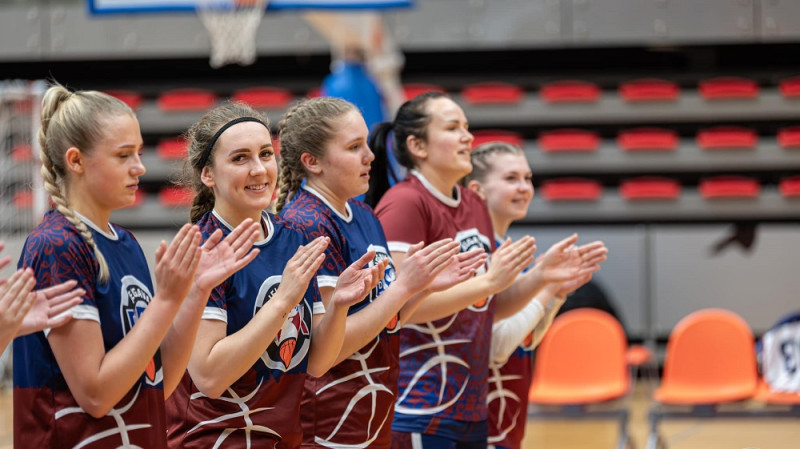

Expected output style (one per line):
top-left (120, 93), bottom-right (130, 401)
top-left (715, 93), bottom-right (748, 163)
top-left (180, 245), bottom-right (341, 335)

top-left (254, 275), bottom-right (312, 372)
top-left (367, 244), bottom-right (398, 332)
top-left (119, 275), bottom-right (162, 386)
top-left (455, 229), bottom-right (493, 312)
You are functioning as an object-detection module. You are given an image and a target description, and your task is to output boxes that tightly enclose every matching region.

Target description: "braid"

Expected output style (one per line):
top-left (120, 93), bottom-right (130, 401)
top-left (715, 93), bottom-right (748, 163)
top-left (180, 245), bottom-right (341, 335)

top-left (275, 153), bottom-right (303, 213)
top-left (38, 84), bottom-right (122, 283)
top-left (189, 186), bottom-right (215, 224)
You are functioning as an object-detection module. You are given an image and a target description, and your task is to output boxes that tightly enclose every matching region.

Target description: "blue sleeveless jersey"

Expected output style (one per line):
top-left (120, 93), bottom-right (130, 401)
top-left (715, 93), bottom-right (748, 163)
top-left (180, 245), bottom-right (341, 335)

top-left (166, 210), bottom-right (319, 449)
top-left (281, 186), bottom-right (400, 449)
top-left (14, 210), bottom-right (165, 449)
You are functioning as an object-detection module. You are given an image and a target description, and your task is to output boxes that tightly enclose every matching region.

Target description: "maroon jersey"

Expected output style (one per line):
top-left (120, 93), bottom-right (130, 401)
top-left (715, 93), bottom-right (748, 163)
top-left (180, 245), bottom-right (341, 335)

top-left (282, 187), bottom-right (400, 449)
top-left (166, 211), bottom-right (318, 449)
top-left (375, 172), bottom-right (497, 424)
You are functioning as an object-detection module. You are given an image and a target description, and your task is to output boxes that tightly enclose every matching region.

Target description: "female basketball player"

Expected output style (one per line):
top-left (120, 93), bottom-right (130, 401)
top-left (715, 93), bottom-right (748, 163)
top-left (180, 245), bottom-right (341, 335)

top-left (14, 84), bottom-right (261, 448)
top-left (464, 142), bottom-right (607, 449)
top-left (368, 92), bottom-right (599, 448)
top-left (165, 101), bottom-right (387, 449)
top-left (276, 97), bottom-right (487, 449)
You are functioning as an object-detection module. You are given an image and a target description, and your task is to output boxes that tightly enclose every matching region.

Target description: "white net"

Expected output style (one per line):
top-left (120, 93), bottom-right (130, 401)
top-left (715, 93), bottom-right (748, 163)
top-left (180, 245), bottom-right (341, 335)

top-left (0, 79), bottom-right (45, 387)
top-left (197, 0), bottom-right (267, 68)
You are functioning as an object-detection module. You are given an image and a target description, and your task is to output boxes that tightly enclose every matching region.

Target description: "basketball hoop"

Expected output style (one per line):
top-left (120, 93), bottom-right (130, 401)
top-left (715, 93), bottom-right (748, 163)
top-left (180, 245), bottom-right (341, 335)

top-left (197, 0), bottom-right (267, 68)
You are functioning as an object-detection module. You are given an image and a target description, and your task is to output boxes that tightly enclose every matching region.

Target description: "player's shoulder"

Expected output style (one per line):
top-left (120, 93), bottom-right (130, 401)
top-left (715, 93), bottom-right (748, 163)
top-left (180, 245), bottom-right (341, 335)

top-left (26, 210), bottom-right (86, 250)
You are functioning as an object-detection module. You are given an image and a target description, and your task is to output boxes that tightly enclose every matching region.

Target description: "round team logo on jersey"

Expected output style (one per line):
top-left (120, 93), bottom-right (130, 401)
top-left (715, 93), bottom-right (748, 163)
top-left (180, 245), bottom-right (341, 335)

top-left (119, 275), bottom-right (162, 386)
top-left (455, 229), bottom-right (493, 312)
top-left (254, 275), bottom-right (312, 372)
top-left (367, 244), bottom-right (400, 333)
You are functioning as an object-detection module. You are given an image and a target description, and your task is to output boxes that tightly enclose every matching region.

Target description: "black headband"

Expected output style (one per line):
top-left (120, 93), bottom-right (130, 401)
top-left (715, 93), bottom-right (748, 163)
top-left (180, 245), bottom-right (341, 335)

top-left (200, 116), bottom-right (268, 168)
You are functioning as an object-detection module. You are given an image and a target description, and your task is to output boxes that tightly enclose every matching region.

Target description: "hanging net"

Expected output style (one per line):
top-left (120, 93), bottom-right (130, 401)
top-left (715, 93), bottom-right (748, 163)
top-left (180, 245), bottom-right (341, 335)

top-left (197, 0), bottom-right (267, 68)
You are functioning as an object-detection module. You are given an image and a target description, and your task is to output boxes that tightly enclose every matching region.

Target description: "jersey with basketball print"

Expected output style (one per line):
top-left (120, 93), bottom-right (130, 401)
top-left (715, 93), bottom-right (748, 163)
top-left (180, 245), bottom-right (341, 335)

top-left (14, 210), bottom-right (165, 449)
top-left (281, 186), bottom-right (399, 449)
top-left (166, 210), bottom-right (319, 449)
top-left (487, 239), bottom-right (531, 449)
top-left (375, 171), bottom-right (496, 430)
top-left (759, 311), bottom-right (800, 394)
top-left (487, 333), bottom-right (534, 449)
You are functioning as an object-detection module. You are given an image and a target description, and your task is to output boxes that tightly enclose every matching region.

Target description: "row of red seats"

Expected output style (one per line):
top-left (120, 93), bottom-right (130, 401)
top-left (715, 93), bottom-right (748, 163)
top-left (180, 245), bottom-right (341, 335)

top-left (540, 176), bottom-right (800, 201)
top-left (104, 76), bottom-right (800, 112)
top-left (472, 127), bottom-right (800, 151)
top-left (6, 126), bottom-right (797, 163)
top-left (11, 176), bottom-right (799, 210)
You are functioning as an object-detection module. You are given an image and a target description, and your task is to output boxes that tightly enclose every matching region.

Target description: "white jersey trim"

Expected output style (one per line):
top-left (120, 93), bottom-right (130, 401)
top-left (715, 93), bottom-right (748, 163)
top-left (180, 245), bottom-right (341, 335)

top-left (75, 211), bottom-right (119, 241)
top-left (302, 185), bottom-right (353, 223)
top-left (388, 241), bottom-right (411, 254)
top-left (202, 306), bottom-right (228, 323)
top-left (317, 275), bottom-right (338, 289)
top-left (44, 304), bottom-right (99, 337)
top-left (410, 170), bottom-right (461, 208)
top-left (212, 209), bottom-right (274, 245)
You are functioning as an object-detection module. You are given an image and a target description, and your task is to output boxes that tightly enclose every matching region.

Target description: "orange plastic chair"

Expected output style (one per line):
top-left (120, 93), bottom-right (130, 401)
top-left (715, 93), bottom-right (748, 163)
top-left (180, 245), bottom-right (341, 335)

top-left (647, 308), bottom-right (759, 449)
top-left (528, 309), bottom-right (632, 449)
top-left (655, 308), bottom-right (758, 405)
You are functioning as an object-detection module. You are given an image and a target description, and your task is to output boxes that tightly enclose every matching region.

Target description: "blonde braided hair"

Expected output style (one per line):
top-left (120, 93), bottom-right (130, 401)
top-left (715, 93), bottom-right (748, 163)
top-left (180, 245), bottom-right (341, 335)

top-left (38, 84), bottom-right (133, 283)
top-left (275, 97), bottom-right (357, 212)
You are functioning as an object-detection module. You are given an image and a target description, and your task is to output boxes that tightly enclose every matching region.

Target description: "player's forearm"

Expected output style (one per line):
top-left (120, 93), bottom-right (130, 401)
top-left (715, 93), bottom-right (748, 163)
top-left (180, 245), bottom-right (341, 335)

top-left (307, 302), bottom-right (349, 376)
top-left (493, 267), bottom-right (547, 321)
top-left (403, 274), bottom-right (497, 324)
top-left (160, 285), bottom-right (210, 397)
top-left (188, 298), bottom-right (295, 398)
top-left (332, 281), bottom-right (413, 366)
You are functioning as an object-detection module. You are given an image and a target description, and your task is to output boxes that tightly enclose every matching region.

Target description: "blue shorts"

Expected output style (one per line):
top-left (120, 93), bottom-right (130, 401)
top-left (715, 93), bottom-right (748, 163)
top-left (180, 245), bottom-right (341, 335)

top-left (391, 417), bottom-right (488, 449)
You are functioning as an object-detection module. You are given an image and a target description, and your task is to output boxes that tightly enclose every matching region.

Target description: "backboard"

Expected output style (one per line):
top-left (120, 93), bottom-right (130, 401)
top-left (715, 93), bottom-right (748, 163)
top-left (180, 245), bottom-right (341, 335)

top-left (87, 0), bottom-right (412, 15)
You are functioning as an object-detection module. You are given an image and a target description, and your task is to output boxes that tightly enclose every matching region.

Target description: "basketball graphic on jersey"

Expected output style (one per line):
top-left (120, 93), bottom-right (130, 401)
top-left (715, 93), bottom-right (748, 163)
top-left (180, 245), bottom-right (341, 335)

top-left (254, 275), bottom-right (312, 372)
top-left (119, 275), bottom-right (162, 386)
top-left (455, 229), bottom-right (492, 311)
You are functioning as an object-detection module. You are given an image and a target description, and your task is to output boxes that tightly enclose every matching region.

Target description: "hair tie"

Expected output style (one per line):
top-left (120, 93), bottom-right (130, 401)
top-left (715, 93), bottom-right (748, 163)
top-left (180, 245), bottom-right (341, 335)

top-left (200, 116), bottom-right (268, 168)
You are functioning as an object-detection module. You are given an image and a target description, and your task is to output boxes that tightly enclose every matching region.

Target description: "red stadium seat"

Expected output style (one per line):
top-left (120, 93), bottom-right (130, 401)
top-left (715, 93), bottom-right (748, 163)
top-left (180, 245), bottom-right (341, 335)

top-left (232, 86), bottom-right (292, 109)
top-left (461, 82), bottom-right (524, 105)
top-left (699, 176), bottom-right (760, 198)
top-left (158, 186), bottom-right (194, 207)
top-left (471, 130), bottom-right (524, 148)
top-left (306, 87), bottom-right (322, 98)
top-left (403, 83), bottom-right (445, 100)
top-left (11, 144), bottom-right (33, 161)
top-left (13, 191), bottom-right (32, 209)
top-left (541, 178), bottom-right (602, 201)
top-left (779, 176), bottom-right (800, 197)
top-left (696, 127), bottom-right (757, 150)
top-left (157, 137), bottom-right (188, 159)
top-left (105, 90), bottom-right (143, 110)
top-left (617, 128), bottom-right (678, 151)
top-left (777, 127), bottom-right (800, 148)
top-left (121, 190), bottom-right (146, 209)
top-left (538, 129), bottom-right (599, 152)
top-left (540, 80), bottom-right (600, 103)
top-left (698, 77), bottom-right (759, 100)
top-left (618, 78), bottom-right (679, 102)
top-left (778, 76), bottom-right (800, 98)
top-left (619, 177), bottom-right (681, 200)
top-left (157, 88), bottom-right (217, 111)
